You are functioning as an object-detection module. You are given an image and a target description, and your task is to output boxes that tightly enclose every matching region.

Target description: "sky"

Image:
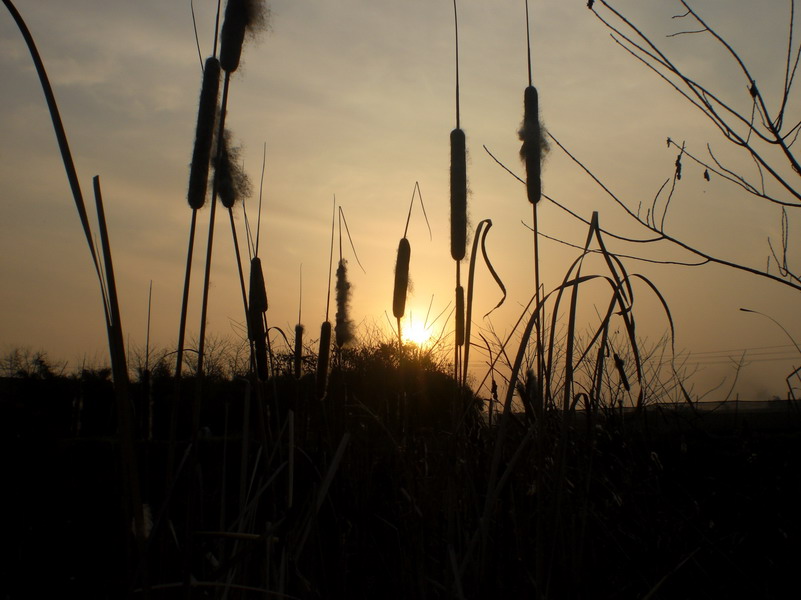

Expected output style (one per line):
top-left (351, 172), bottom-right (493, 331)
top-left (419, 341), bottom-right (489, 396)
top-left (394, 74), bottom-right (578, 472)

top-left (1, 0), bottom-right (799, 402)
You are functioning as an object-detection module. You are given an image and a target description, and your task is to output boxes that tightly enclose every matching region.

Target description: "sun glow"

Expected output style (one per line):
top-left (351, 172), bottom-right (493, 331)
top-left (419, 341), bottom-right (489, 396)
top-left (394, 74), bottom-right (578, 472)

top-left (402, 320), bottom-right (434, 347)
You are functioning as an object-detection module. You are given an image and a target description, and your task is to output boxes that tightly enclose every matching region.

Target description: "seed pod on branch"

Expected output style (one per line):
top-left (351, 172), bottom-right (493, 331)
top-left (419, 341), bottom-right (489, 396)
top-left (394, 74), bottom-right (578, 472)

top-left (187, 57), bottom-right (221, 209)
top-left (392, 237), bottom-right (411, 320)
top-left (450, 128), bottom-right (467, 261)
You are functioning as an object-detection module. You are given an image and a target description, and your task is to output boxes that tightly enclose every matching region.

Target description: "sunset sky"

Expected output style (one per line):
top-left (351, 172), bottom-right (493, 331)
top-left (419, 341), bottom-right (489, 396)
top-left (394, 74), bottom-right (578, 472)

top-left (1, 0), bottom-right (798, 401)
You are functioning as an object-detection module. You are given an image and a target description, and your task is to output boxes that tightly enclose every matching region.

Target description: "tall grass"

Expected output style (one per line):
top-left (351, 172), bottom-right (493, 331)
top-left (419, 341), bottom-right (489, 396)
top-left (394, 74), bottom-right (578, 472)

top-left (1, 1), bottom-right (724, 598)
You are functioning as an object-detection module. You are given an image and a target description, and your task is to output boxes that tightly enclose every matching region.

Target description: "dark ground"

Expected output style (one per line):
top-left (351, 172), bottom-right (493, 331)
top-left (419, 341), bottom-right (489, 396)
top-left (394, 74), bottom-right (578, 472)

top-left (2, 375), bottom-right (800, 599)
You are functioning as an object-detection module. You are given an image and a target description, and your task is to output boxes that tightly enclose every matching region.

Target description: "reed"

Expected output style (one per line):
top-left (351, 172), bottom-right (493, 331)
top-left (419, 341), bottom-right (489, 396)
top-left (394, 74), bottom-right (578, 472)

top-left (215, 128), bottom-right (252, 209)
top-left (454, 285), bottom-right (465, 347)
top-left (316, 321), bottom-right (331, 399)
top-left (392, 238), bottom-right (411, 321)
top-left (187, 57), bottom-right (221, 209)
top-left (519, 85), bottom-right (542, 205)
top-left (335, 259), bottom-right (354, 348)
top-left (450, 128), bottom-right (467, 262)
top-left (219, 0), bottom-right (269, 74)
top-left (248, 257), bottom-right (268, 380)
top-left (294, 324), bottom-right (304, 379)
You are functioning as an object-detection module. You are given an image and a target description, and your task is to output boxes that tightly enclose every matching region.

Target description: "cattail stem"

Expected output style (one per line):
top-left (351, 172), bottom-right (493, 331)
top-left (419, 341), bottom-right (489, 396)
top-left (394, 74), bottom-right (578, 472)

top-left (248, 257), bottom-right (269, 380)
top-left (532, 201), bottom-right (545, 409)
top-left (194, 70), bottom-right (231, 428)
top-left (316, 321), bottom-right (332, 399)
top-left (525, 0), bottom-right (533, 87)
top-left (294, 324), bottom-right (304, 379)
top-left (229, 207), bottom-right (250, 329)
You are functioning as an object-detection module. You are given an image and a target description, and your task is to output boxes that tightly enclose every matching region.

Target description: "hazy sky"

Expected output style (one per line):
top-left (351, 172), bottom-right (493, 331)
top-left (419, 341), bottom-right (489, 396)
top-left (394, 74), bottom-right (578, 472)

top-left (1, 0), bottom-right (799, 401)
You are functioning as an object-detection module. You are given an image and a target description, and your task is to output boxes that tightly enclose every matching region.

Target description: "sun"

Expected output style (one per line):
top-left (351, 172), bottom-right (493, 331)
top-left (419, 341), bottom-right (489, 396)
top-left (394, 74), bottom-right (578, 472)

top-left (402, 320), bottom-right (434, 347)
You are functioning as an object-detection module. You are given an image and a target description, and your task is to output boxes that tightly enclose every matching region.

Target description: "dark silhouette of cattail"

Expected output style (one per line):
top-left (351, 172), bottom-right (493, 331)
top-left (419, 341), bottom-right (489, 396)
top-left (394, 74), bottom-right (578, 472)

top-left (248, 257), bottom-right (268, 380)
top-left (455, 284), bottom-right (465, 346)
top-left (334, 259), bottom-right (354, 348)
top-left (450, 128), bottom-right (467, 261)
top-left (249, 307), bottom-right (268, 381)
top-left (393, 238), bottom-right (411, 319)
top-left (519, 85), bottom-right (546, 204)
top-left (248, 256), bottom-right (268, 312)
top-left (215, 128), bottom-right (251, 208)
top-left (293, 324), bottom-right (304, 379)
top-left (220, 0), bottom-right (269, 73)
top-left (187, 57), bottom-right (221, 209)
top-left (675, 153), bottom-right (683, 180)
top-left (613, 352), bottom-right (630, 391)
top-left (316, 321), bottom-right (331, 399)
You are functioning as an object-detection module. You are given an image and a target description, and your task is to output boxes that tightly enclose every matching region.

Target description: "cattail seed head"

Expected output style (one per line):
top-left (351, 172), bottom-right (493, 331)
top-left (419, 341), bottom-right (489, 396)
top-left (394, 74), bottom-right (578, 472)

top-left (248, 257), bottom-right (268, 313)
top-left (392, 237), bottom-right (411, 320)
top-left (316, 321), bottom-right (331, 399)
top-left (335, 259), bottom-right (354, 348)
top-left (187, 57), bottom-right (221, 209)
top-left (294, 324), bottom-right (304, 379)
top-left (220, 0), bottom-right (269, 73)
top-left (519, 86), bottom-right (544, 204)
top-left (215, 128), bottom-right (251, 208)
top-left (450, 128), bottom-right (467, 261)
top-left (455, 285), bottom-right (465, 347)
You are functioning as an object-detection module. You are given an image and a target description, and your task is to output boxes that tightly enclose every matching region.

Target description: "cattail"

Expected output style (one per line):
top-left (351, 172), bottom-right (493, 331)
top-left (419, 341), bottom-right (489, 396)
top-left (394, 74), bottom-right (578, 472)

top-left (248, 257), bottom-right (268, 312)
top-left (215, 128), bottom-right (251, 208)
top-left (187, 57), bottom-right (221, 209)
top-left (316, 321), bottom-right (331, 399)
top-left (392, 237), bottom-right (411, 319)
top-left (613, 353), bottom-right (630, 391)
top-left (293, 324), bottom-right (304, 379)
top-left (519, 86), bottom-right (543, 204)
top-left (249, 306), bottom-right (268, 381)
top-left (334, 259), bottom-right (354, 348)
top-left (450, 128), bottom-right (467, 261)
top-left (248, 257), bottom-right (268, 380)
top-left (455, 285), bottom-right (465, 347)
top-left (220, 0), bottom-right (269, 73)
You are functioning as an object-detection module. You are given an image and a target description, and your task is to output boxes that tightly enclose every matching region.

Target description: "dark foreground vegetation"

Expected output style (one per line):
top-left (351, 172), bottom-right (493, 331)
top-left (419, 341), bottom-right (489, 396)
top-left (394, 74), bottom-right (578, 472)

top-left (2, 345), bottom-right (800, 600)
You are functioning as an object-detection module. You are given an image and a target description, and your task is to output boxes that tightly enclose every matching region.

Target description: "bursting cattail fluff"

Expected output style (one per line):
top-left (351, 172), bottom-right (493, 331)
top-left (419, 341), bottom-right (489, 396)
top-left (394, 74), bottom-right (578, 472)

top-left (518, 86), bottom-right (549, 204)
top-left (220, 0), bottom-right (270, 73)
top-left (392, 237), bottom-right (411, 320)
top-left (455, 285), bottom-right (465, 347)
top-left (215, 128), bottom-right (251, 208)
top-left (294, 324), bottom-right (304, 379)
top-left (450, 128), bottom-right (467, 261)
top-left (334, 259), bottom-right (354, 348)
top-left (315, 321), bottom-right (331, 399)
top-left (187, 57), bottom-right (221, 209)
